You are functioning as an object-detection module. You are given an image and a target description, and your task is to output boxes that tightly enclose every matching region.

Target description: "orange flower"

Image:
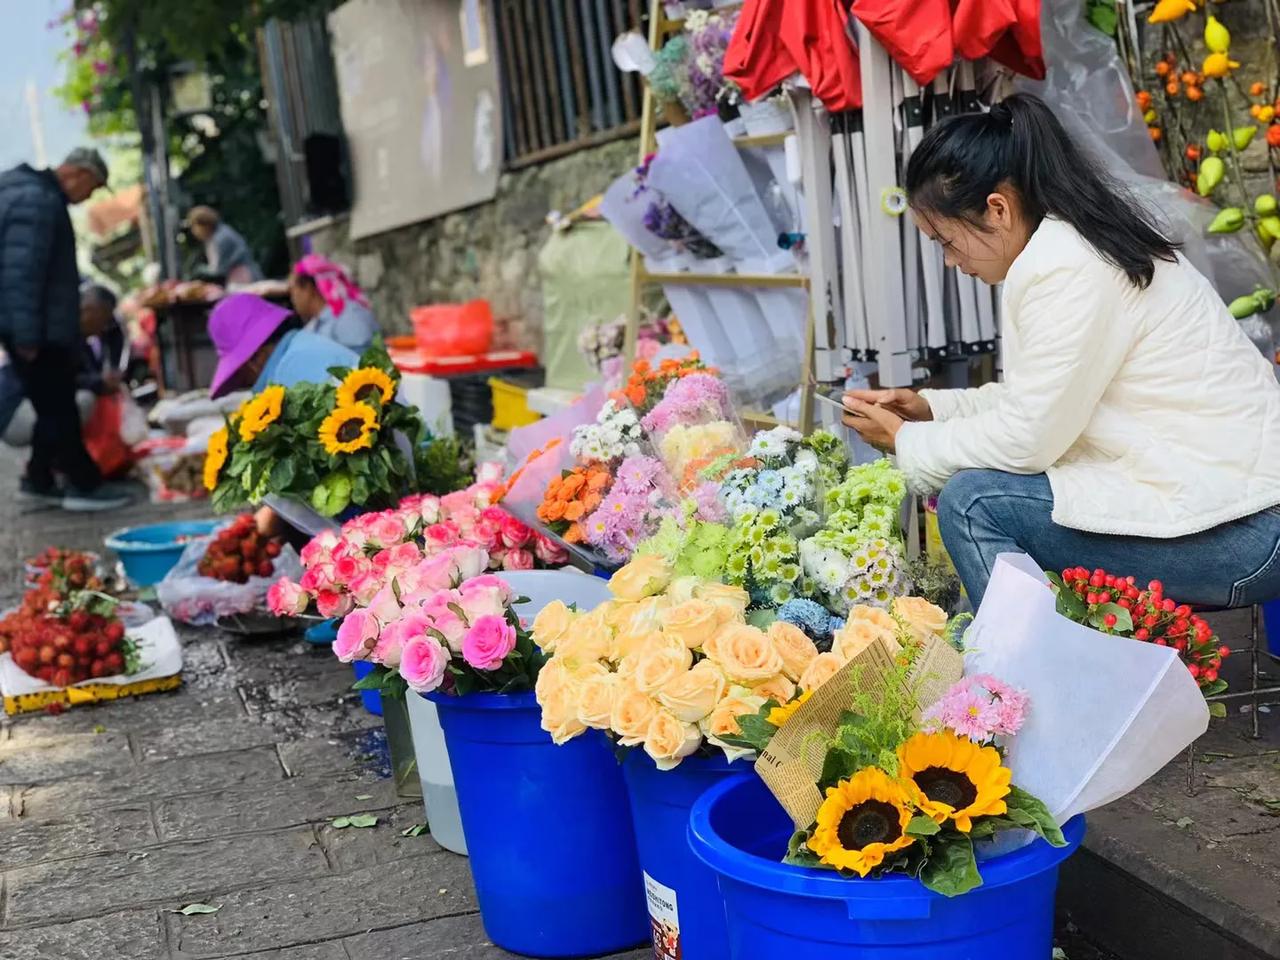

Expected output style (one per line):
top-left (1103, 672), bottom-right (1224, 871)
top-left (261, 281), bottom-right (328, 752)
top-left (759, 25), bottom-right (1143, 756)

top-left (587, 469), bottom-right (612, 491)
top-left (561, 473), bottom-right (586, 498)
top-left (542, 500), bottom-right (566, 522)
top-left (564, 524), bottom-right (584, 544)
top-left (564, 501), bottom-right (586, 522)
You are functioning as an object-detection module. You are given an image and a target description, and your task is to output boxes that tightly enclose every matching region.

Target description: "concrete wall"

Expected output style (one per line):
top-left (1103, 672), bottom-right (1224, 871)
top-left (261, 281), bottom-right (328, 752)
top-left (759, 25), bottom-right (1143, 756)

top-left (305, 137), bottom-right (639, 351)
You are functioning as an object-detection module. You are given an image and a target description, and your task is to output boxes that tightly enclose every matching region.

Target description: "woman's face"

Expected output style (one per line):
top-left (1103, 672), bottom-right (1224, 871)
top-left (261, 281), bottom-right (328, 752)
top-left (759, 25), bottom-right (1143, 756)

top-left (288, 274), bottom-right (325, 320)
top-left (911, 190), bottom-right (1031, 285)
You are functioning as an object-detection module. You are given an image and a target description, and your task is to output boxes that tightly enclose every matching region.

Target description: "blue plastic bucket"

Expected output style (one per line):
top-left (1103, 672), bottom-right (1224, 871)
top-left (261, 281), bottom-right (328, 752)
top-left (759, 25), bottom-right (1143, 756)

top-left (1262, 600), bottom-right (1280, 658)
top-left (104, 519), bottom-right (221, 587)
top-left (622, 750), bottom-right (744, 960)
top-left (689, 773), bottom-right (1086, 959)
top-left (305, 618), bottom-right (339, 646)
top-left (351, 660), bottom-right (383, 716)
top-left (431, 691), bottom-right (648, 957)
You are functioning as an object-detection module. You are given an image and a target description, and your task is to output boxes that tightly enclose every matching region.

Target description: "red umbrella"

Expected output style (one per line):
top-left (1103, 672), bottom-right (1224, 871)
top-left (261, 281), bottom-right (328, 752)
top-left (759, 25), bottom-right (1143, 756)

top-left (725, 0), bottom-right (863, 110)
top-left (951, 0), bottom-right (1045, 79)
top-left (847, 0), bottom-right (954, 87)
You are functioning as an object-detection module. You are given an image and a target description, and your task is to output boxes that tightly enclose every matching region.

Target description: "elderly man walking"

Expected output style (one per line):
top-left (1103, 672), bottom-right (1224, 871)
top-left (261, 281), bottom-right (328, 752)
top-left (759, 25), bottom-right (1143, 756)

top-left (0, 147), bottom-right (131, 511)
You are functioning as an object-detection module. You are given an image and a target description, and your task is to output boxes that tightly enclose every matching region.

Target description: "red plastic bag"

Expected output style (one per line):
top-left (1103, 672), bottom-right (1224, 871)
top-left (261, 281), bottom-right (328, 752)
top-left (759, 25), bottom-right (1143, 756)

top-left (83, 393), bottom-right (135, 479)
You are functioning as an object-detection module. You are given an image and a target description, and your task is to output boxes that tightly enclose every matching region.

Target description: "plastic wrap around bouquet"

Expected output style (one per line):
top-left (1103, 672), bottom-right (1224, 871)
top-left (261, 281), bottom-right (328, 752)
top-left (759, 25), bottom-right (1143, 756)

top-left (157, 538), bottom-right (304, 626)
top-left (964, 553), bottom-right (1210, 823)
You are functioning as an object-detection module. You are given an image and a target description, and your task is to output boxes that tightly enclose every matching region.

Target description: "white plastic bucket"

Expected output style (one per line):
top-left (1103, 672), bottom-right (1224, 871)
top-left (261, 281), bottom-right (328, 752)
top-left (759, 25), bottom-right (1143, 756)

top-left (400, 371), bottom-right (454, 437)
top-left (496, 569), bottom-right (613, 622)
top-left (407, 691), bottom-right (467, 855)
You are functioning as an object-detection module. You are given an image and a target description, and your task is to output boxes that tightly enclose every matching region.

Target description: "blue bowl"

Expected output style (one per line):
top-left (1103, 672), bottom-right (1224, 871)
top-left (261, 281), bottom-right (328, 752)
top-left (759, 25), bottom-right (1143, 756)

top-left (104, 519), bottom-right (221, 587)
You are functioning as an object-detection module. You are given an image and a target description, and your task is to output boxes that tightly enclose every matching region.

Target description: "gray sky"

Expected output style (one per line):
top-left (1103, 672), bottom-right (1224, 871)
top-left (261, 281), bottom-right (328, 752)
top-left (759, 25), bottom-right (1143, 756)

top-left (0, 0), bottom-right (89, 171)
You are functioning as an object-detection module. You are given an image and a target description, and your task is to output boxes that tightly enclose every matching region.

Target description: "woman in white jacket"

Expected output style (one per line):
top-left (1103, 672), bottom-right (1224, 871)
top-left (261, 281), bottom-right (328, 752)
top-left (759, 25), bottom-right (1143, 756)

top-left (843, 93), bottom-right (1280, 609)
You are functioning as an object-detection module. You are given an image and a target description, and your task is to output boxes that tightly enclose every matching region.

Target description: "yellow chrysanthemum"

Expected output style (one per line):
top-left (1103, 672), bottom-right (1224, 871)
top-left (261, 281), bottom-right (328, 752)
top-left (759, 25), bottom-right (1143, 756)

top-left (203, 427), bottom-right (229, 491)
top-left (897, 730), bottom-right (1012, 833)
top-left (807, 767), bottom-right (916, 876)
top-left (767, 689), bottom-right (813, 727)
top-left (238, 385), bottom-right (285, 442)
top-left (336, 367), bottom-right (395, 408)
top-left (318, 402), bottom-right (379, 455)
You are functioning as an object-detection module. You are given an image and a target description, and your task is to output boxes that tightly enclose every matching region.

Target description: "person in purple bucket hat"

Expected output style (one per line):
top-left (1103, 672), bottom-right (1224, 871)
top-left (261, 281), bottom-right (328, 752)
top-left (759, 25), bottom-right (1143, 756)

top-left (207, 293), bottom-right (357, 399)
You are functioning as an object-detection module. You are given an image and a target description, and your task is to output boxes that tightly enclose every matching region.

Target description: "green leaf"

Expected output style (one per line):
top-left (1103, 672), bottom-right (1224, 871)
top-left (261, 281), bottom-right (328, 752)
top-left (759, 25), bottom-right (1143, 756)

top-left (401, 824), bottom-right (429, 838)
top-left (1208, 701), bottom-right (1228, 719)
top-left (348, 813), bottom-right (378, 828)
top-left (1085, 0), bottom-right (1117, 36)
top-left (355, 794), bottom-right (373, 801)
top-left (331, 817), bottom-right (351, 828)
top-left (172, 903), bottom-right (221, 915)
top-left (93, 724), bottom-right (107, 734)
top-left (1175, 816), bottom-right (1194, 829)
top-left (268, 457), bottom-right (296, 490)
top-left (1004, 785), bottom-right (1067, 846)
top-left (919, 835), bottom-right (982, 897)
top-left (817, 745), bottom-right (861, 791)
top-left (906, 815), bottom-right (941, 837)
top-left (351, 666), bottom-right (389, 691)
top-left (783, 828), bottom-right (823, 867)
top-left (1201, 678), bottom-right (1229, 697)
top-left (1089, 603), bottom-right (1133, 633)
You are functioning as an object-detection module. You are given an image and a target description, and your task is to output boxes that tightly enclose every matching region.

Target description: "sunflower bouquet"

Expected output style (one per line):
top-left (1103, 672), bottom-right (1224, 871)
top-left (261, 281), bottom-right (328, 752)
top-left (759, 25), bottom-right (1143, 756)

top-left (775, 658), bottom-right (1064, 897)
top-left (206, 346), bottom-right (425, 518)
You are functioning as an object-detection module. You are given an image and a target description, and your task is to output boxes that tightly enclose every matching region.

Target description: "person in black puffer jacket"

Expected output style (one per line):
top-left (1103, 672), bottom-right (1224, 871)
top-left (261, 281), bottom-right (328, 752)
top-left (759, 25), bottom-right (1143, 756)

top-left (0, 147), bottom-right (131, 511)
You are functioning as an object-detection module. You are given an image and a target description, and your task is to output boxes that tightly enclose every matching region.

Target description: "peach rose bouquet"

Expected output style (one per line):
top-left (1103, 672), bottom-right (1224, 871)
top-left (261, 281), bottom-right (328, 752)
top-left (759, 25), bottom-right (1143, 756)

top-left (533, 555), bottom-right (829, 769)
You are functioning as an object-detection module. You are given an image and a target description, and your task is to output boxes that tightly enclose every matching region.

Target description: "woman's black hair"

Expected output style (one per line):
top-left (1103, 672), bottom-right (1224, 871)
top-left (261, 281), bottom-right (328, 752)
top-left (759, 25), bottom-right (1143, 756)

top-left (905, 93), bottom-right (1179, 288)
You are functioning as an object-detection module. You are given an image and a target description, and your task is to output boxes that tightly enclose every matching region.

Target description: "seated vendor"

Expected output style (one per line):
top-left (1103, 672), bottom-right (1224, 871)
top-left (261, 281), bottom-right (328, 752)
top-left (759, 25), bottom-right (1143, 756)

top-left (207, 293), bottom-right (356, 399)
top-left (288, 254), bottom-right (379, 353)
top-left (840, 93), bottom-right (1280, 610)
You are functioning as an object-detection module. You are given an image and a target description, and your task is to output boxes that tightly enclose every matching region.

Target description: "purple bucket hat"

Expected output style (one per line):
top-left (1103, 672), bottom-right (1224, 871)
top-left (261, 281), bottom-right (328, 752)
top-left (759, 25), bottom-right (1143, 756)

top-left (208, 293), bottom-right (293, 398)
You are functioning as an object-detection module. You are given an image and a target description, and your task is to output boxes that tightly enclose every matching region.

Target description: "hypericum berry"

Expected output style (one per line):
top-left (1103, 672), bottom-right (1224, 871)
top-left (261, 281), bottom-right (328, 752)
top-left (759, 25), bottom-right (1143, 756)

top-left (1104, 613), bottom-right (1118, 628)
top-left (1119, 599), bottom-right (1132, 610)
top-left (1144, 615), bottom-right (1159, 627)
top-left (1174, 639), bottom-right (1188, 652)
top-left (1218, 645), bottom-right (1231, 658)
top-left (1154, 637), bottom-right (1167, 646)
top-left (1090, 573), bottom-right (1105, 588)
top-left (1135, 627), bottom-right (1150, 640)
top-left (1187, 664), bottom-right (1201, 679)
top-left (1099, 591), bottom-right (1112, 604)
top-left (1148, 579), bottom-right (1163, 594)
top-left (1161, 599), bottom-right (1176, 613)
top-left (1104, 575), bottom-right (1116, 587)
top-left (1204, 669), bottom-right (1219, 682)
top-left (1174, 604), bottom-right (1191, 618)
top-left (1087, 592), bottom-right (1099, 605)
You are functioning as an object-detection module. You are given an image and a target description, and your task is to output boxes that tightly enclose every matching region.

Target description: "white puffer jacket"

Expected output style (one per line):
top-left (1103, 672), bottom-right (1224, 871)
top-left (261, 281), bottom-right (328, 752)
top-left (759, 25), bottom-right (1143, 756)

top-left (896, 218), bottom-right (1280, 537)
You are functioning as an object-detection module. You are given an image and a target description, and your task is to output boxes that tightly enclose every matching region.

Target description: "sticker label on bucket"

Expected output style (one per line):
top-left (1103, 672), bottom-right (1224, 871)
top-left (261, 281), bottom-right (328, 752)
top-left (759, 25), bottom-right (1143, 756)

top-left (644, 872), bottom-right (681, 959)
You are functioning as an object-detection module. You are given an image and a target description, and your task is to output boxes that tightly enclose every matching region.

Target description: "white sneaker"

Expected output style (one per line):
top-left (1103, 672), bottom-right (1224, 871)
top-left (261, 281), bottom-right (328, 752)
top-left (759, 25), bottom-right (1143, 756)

top-left (61, 486), bottom-right (133, 512)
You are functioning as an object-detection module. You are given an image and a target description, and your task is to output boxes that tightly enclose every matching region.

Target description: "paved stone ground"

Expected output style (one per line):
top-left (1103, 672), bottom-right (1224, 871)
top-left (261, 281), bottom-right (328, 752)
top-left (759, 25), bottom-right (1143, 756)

top-left (0, 454), bottom-right (1269, 959)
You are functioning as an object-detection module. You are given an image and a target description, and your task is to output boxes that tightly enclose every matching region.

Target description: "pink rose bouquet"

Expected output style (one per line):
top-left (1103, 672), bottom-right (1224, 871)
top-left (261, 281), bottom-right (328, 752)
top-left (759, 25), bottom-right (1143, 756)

top-left (921, 673), bottom-right (1029, 743)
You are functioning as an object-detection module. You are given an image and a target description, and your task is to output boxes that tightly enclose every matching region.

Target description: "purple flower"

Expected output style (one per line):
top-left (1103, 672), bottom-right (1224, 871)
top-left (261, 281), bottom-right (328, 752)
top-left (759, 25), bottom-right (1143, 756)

top-left (642, 373), bottom-right (731, 434)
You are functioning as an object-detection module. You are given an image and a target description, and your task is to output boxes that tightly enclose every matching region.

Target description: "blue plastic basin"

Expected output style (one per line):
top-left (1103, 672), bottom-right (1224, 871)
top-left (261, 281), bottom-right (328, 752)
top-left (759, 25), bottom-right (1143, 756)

top-left (104, 519), bottom-right (221, 587)
top-left (622, 750), bottom-right (745, 960)
top-left (689, 773), bottom-right (1086, 959)
top-left (431, 690), bottom-right (648, 957)
top-left (351, 660), bottom-right (383, 716)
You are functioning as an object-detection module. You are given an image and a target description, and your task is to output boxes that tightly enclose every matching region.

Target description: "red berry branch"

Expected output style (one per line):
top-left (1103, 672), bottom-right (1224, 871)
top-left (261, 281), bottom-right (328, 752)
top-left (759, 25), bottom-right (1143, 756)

top-left (1048, 567), bottom-right (1228, 698)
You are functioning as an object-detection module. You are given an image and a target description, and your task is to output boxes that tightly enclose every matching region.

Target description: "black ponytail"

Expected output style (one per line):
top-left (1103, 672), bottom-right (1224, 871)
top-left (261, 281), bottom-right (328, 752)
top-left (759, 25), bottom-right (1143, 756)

top-left (905, 92), bottom-right (1179, 288)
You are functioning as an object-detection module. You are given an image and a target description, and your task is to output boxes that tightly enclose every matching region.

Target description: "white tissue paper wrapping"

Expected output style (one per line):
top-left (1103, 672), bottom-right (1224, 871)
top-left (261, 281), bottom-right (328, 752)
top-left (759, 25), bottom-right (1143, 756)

top-left (964, 553), bottom-right (1209, 825)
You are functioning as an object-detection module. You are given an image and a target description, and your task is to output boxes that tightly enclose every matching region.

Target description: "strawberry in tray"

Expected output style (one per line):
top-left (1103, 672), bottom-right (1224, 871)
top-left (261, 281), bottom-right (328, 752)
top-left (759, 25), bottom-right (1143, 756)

top-left (198, 513), bottom-right (283, 584)
top-left (0, 590), bottom-right (137, 687)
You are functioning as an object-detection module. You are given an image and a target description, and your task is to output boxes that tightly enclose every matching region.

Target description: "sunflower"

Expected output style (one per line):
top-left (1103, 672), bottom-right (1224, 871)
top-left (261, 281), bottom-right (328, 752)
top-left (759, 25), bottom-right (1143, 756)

top-left (807, 767), bottom-right (916, 876)
top-left (897, 730), bottom-right (1012, 833)
top-left (203, 427), bottom-right (229, 491)
top-left (336, 367), bottom-right (396, 407)
top-left (767, 689), bottom-right (813, 727)
top-left (238, 386), bottom-right (285, 442)
top-left (318, 402), bottom-right (380, 455)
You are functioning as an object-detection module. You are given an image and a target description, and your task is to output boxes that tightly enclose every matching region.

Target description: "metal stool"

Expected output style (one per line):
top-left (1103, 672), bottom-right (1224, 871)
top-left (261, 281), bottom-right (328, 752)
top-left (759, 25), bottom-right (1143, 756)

top-left (1186, 603), bottom-right (1280, 794)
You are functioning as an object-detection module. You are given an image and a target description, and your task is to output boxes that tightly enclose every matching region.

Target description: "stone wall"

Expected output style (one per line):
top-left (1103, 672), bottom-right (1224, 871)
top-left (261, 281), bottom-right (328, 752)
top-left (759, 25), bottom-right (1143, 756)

top-left (305, 137), bottom-right (639, 351)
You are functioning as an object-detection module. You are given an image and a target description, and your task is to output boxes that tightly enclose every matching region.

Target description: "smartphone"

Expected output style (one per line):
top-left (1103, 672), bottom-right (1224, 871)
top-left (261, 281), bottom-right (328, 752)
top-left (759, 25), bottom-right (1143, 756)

top-left (812, 391), bottom-right (849, 414)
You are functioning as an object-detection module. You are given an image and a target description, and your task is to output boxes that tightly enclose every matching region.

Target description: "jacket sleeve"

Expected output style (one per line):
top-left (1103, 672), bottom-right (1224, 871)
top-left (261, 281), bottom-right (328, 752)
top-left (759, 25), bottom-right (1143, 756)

top-left (895, 263), bottom-right (1129, 493)
top-left (919, 381), bottom-right (1008, 421)
top-left (0, 191), bottom-right (57, 346)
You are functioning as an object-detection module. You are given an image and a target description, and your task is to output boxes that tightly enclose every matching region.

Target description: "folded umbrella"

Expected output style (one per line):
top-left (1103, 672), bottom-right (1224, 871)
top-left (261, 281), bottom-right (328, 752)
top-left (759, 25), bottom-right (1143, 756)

top-left (847, 0), bottom-right (954, 87)
top-left (952, 0), bottom-right (1046, 79)
top-left (726, 0), bottom-right (863, 110)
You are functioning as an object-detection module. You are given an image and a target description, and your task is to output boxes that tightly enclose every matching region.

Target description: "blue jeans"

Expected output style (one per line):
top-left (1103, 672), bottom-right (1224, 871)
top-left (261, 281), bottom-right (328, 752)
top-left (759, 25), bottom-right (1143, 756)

top-left (937, 470), bottom-right (1280, 610)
